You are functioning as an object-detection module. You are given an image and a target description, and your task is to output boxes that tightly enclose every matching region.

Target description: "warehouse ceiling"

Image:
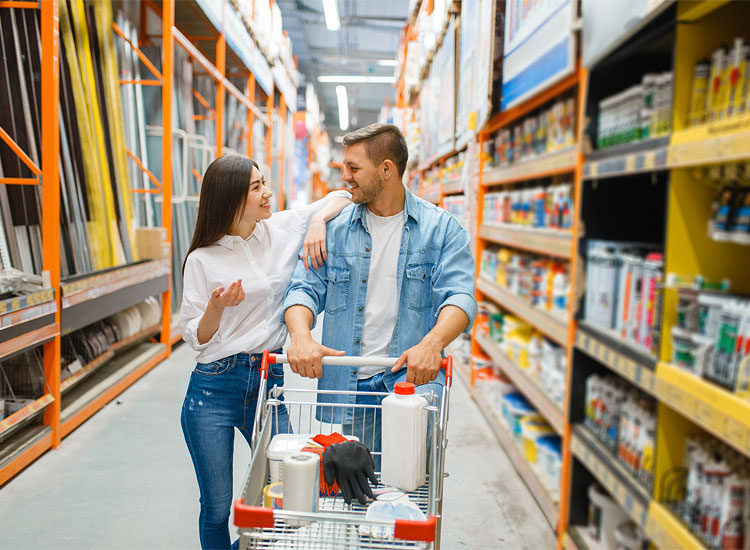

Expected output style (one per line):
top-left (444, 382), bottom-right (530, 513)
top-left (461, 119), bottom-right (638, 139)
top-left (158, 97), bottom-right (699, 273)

top-left (276, 0), bottom-right (409, 140)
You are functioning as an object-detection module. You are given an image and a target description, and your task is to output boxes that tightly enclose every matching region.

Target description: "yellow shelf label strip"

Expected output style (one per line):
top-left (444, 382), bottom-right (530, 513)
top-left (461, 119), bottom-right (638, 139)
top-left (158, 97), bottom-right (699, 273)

top-left (575, 326), bottom-right (656, 395)
top-left (571, 428), bottom-right (650, 530)
top-left (646, 501), bottom-right (705, 550)
top-left (656, 362), bottom-right (750, 457)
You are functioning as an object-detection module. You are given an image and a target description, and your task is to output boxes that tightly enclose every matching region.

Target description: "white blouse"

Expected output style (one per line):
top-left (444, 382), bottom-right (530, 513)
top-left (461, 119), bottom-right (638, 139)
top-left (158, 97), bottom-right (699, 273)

top-left (179, 191), bottom-right (351, 363)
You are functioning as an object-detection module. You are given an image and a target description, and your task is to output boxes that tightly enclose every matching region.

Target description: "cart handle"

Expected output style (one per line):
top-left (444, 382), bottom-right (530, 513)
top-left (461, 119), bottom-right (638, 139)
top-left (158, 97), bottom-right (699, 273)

top-left (261, 350), bottom-right (453, 387)
top-left (233, 499), bottom-right (438, 542)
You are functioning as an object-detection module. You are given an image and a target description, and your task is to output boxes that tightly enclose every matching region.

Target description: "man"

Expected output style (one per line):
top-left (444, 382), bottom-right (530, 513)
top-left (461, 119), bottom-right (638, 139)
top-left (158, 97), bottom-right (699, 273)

top-left (283, 122), bottom-right (476, 455)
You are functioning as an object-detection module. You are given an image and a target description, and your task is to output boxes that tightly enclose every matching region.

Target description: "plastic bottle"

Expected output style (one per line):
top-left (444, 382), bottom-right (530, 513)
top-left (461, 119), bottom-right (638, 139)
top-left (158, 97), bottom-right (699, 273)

top-left (381, 382), bottom-right (428, 492)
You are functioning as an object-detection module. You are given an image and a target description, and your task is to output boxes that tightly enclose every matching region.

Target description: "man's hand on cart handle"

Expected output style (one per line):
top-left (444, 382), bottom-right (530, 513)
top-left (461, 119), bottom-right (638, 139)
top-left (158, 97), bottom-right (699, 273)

top-left (287, 334), bottom-right (345, 379)
top-left (391, 335), bottom-right (442, 386)
top-left (323, 441), bottom-right (378, 506)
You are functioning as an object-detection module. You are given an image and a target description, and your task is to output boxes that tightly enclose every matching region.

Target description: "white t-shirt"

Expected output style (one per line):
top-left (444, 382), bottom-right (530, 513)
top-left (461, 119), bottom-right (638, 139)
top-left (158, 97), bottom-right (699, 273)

top-left (358, 208), bottom-right (405, 379)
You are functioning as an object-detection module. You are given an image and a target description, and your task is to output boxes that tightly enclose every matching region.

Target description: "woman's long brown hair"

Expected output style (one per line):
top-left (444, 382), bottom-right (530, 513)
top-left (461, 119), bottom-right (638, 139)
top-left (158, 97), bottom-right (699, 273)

top-left (181, 155), bottom-right (260, 275)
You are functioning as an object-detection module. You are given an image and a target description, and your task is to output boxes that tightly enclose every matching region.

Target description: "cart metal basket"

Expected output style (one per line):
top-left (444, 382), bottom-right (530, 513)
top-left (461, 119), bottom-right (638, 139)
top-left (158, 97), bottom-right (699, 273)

top-left (233, 351), bottom-right (452, 549)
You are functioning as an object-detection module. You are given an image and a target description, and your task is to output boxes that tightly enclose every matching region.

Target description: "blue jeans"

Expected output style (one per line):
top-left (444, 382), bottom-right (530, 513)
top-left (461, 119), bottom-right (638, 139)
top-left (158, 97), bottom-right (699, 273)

top-left (343, 371), bottom-right (442, 470)
top-left (180, 351), bottom-right (288, 550)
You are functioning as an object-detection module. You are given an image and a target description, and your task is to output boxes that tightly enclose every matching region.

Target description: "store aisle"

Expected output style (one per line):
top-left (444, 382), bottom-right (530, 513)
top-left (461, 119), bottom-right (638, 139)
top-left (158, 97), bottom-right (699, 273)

top-left (0, 342), bottom-right (555, 549)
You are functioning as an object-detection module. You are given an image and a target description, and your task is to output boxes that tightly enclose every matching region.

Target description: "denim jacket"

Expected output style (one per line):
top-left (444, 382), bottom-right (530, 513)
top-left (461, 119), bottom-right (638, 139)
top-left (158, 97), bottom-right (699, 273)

top-left (283, 187), bottom-right (477, 422)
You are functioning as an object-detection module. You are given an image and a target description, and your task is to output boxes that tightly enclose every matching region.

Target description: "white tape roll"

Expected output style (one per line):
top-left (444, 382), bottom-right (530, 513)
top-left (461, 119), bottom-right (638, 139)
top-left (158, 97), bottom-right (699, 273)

top-left (282, 452), bottom-right (320, 526)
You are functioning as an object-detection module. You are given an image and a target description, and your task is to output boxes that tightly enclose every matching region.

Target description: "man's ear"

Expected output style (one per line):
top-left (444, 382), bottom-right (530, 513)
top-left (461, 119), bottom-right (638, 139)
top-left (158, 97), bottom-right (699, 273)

top-left (382, 159), bottom-right (396, 181)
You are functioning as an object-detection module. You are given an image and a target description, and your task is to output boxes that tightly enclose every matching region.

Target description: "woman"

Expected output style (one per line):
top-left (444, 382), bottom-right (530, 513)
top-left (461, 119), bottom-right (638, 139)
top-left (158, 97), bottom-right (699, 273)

top-left (179, 155), bottom-right (350, 550)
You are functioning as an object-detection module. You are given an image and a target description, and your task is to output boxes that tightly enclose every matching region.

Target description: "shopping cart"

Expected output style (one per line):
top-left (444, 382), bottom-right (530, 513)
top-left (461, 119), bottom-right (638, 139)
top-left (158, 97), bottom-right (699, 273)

top-left (233, 351), bottom-right (452, 549)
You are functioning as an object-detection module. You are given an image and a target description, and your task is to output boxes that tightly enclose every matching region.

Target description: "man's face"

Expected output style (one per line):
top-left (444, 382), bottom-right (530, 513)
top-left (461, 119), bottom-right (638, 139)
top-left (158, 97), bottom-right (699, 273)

top-left (342, 143), bottom-right (384, 204)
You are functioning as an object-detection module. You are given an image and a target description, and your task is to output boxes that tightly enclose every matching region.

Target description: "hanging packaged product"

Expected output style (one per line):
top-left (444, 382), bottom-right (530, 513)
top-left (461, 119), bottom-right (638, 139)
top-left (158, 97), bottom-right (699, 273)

top-left (688, 60), bottom-right (711, 126)
top-left (728, 38), bottom-right (750, 118)
top-left (708, 46), bottom-right (728, 121)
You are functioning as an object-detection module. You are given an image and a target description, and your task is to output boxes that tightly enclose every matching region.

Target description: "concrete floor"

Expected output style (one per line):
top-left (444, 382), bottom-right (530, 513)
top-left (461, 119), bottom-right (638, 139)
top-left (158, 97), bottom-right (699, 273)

top-left (0, 341), bottom-right (556, 550)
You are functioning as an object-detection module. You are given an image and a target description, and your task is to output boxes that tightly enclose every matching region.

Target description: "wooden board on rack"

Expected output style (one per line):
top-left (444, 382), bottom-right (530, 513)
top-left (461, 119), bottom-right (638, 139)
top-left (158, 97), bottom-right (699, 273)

top-left (477, 276), bottom-right (568, 345)
top-left (480, 224), bottom-right (572, 259)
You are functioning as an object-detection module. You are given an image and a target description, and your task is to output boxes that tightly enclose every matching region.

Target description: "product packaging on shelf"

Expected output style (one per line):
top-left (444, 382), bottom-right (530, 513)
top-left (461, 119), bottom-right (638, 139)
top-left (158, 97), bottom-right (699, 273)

top-left (681, 435), bottom-right (750, 549)
top-left (583, 241), bottom-right (664, 357)
top-left (584, 374), bottom-right (655, 490)
top-left (672, 288), bottom-right (750, 396)
top-left (688, 38), bottom-right (750, 125)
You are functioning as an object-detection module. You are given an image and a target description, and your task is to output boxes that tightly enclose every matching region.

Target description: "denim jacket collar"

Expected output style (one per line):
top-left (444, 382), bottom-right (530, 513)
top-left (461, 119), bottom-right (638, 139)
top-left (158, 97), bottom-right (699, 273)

top-left (350, 185), bottom-right (420, 230)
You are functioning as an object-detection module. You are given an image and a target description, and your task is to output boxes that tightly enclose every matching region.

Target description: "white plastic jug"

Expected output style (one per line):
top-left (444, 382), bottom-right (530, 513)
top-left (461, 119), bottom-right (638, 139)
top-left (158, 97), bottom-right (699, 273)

top-left (381, 382), bottom-right (428, 492)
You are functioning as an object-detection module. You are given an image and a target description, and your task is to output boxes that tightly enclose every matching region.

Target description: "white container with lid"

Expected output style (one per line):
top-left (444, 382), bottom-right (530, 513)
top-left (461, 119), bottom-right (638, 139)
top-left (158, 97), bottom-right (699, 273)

top-left (381, 382), bottom-right (428, 492)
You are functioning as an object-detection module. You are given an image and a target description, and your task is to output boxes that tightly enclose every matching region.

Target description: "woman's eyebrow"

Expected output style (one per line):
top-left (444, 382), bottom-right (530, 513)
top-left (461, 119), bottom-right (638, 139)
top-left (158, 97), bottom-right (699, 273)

top-left (250, 178), bottom-right (262, 185)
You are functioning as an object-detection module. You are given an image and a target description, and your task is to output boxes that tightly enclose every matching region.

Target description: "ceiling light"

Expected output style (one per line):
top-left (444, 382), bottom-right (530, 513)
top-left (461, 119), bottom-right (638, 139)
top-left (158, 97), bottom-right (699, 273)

top-left (336, 85), bottom-right (349, 131)
top-left (322, 0), bottom-right (340, 31)
top-left (376, 60), bottom-right (398, 66)
top-left (318, 75), bottom-right (396, 84)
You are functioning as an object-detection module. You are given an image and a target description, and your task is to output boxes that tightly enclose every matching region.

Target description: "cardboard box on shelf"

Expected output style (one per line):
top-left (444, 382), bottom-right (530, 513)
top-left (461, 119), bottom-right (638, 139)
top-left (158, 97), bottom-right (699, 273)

top-left (135, 227), bottom-right (170, 261)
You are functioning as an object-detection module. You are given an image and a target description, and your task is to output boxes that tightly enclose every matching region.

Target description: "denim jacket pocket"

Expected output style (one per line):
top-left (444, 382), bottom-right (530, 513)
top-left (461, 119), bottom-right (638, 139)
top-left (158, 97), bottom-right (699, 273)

top-left (406, 262), bottom-right (434, 311)
top-left (194, 355), bottom-right (236, 376)
top-left (325, 266), bottom-right (351, 314)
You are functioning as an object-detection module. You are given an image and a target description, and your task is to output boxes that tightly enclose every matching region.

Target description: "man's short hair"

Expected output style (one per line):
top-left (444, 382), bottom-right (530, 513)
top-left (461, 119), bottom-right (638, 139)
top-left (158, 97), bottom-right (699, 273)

top-left (342, 123), bottom-right (409, 177)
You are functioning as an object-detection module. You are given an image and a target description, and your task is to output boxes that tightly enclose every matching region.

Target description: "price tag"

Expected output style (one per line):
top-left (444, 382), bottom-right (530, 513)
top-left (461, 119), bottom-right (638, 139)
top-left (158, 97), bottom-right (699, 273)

top-left (468, 112), bottom-right (478, 131)
top-left (68, 360), bottom-right (82, 375)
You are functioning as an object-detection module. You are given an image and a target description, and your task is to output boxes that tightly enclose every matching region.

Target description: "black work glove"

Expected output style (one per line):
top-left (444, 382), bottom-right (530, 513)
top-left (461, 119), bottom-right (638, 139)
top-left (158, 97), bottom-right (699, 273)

top-left (322, 441), bottom-right (378, 505)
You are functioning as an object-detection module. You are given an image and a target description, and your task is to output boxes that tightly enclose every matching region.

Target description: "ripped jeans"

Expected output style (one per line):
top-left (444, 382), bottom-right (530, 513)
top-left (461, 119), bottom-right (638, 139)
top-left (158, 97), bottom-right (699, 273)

top-left (180, 351), bottom-right (289, 550)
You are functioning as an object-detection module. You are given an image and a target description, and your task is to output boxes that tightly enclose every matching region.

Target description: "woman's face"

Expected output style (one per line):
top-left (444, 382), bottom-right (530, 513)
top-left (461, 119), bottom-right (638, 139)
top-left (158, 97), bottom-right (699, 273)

top-left (240, 166), bottom-right (273, 223)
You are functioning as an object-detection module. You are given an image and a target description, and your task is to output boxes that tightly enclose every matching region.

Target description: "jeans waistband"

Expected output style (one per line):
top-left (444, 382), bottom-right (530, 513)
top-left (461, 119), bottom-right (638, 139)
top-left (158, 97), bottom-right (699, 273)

top-left (231, 350), bottom-right (283, 366)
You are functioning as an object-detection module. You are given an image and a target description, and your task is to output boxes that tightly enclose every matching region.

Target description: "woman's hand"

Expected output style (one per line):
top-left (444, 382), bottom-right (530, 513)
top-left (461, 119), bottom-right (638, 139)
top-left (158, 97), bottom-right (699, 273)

top-left (302, 214), bottom-right (327, 270)
top-left (208, 279), bottom-right (245, 309)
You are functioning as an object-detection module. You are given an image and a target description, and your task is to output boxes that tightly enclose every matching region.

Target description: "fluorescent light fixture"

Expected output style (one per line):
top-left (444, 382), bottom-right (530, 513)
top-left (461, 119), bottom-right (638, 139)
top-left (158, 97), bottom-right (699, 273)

top-left (322, 0), bottom-right (340, 31)
top-left (376, 59), bottom-right (398, 66)
top-left (336, 85), bottom-right (349, 131)
top-left (318, 75), bottom-right (396, 84)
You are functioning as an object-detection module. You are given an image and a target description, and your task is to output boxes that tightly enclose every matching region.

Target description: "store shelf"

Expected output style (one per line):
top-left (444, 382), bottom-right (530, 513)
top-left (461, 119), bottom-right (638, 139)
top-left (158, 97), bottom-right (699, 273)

top-left (476, 331), bottom-right (564, 435)
top-left (571, 424), bottom-right (651, 530)
top-left (575, 322), bottom-right (657, 395)
top-left (565, 526), bottom-right (594, 550)
top-left (0, 424), bottom-right (52, 485)
top-left (583, 137), bottom-right (670, 180)
top-left (60, 260), bottom-right (169, 335)
top-left (668, 113), bottom-right (750, 168)
top-left (422, 184), bottom-right (441, 205)
top-left (655, 361), bottom-right (750, 457)
top-left (60, 322), bottom-right (160, 396)
top-left (442, 178), bottom-right (462, 195)
top-left (0, 323), bottom-right (59, 363)
top-left (471, 378), bottom-right (559, 531)
top-left (0, 298), bottom-right (56, 337)
top-left (584, 0), bottom-right (676, 68)
top-left (482, 149), bottom-right (577, 187)
top-left (0, 288), bottom-right (54, 316)
top-left (0, 394), bottom-right (55, 442)
top-left (645, 500), bottom-right (705, 550)
top-left (477, 276), bottom-right (568, 346)
top-left (170, 323), bottom-right (182, 345)
top-left (60, 342), bottom-right (167, 439)
top-left (480, 224), bottom-right (572, 259)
